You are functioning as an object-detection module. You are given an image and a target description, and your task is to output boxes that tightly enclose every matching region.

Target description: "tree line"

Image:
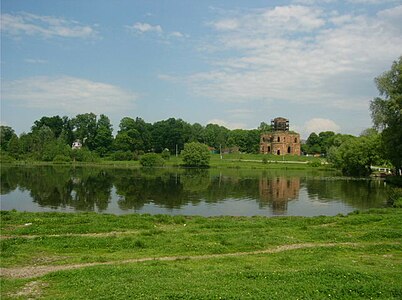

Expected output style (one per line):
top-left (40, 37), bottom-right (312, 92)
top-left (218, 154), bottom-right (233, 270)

top-left (0, 113), bottom-right (263, 162)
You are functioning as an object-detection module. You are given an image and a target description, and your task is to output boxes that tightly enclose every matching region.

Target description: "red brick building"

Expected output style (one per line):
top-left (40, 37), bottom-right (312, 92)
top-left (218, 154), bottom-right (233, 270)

top-left (260, 117), bottom-right (301, 155)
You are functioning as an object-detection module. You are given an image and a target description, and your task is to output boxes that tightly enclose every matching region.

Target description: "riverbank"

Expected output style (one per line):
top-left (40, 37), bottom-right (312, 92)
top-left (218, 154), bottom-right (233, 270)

top-left (2, 153), bottom-right (330, 171)
top-left (1, 209), bottom-right (401, 299)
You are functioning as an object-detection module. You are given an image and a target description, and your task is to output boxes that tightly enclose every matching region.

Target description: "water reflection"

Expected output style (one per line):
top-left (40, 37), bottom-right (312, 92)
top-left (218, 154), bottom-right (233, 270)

top-left (259, 177), bottom-right (300, 214)
top-left (0, 166), bottom-right (389, 216)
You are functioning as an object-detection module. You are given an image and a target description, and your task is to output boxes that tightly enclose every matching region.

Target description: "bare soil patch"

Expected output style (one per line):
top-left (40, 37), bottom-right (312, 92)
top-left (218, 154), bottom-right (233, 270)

top-left (7, 280), bottom-right (49, 299)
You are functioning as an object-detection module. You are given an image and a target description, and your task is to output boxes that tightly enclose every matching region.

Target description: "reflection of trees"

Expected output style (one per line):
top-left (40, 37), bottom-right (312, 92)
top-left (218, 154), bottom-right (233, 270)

top-left (305, 179), bottom-right (388, 209)
top-left (69, 169), bottom-right (112, 211)
top-left (1, 166), bottom-right (388, 213)
top-left (1, 166), bottom-right (112, 212)
top-left (259, 177), bottom-right (300, 214)
top-left (114, 169), bottom-right (203, 210)
top-left (1, 166), bottom-right (19, 194)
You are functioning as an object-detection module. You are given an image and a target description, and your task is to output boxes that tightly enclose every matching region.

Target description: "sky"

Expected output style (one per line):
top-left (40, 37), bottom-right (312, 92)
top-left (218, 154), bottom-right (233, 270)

top-left (1, 0), bottom-right (402, 138)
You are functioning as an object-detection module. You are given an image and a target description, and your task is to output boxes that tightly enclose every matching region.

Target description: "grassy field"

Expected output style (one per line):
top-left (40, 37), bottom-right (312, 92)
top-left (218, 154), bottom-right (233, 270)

top-left (1, 208), bottom-right (401, 299)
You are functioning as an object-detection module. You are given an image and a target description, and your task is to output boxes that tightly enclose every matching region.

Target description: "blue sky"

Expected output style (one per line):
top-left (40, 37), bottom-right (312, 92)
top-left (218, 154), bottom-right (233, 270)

top-left (1, 0), bottom-right (402, 138)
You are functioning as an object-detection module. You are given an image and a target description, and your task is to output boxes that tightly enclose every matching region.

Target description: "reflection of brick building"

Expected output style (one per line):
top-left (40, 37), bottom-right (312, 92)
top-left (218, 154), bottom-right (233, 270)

top-left (260, 117), bottom-right (300, 155)
top-left (259, 177), bottom-right (300, 214)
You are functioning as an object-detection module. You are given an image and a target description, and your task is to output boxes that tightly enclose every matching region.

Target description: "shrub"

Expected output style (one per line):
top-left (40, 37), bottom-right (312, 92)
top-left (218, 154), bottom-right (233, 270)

top-left (140, 153), bottom-right (165, 167)
top-left (181, 142), bottom-right (210, 167)
top-left (161, 148), bottom-right (171, 160)
top-left (308, 160), bottom-right (321, 167)
top-left (111, 151), bottom-right (133, 161)
top-left (53, 155), bottom-right (72, 163)
top-left (0, 153), bottom-right (16, 163)
top-left (71, 148), bottom-right (100, 162)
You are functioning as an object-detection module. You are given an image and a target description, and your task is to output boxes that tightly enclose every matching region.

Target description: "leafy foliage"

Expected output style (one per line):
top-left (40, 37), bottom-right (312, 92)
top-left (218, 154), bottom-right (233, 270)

top-left (181, 142), bottom-right (211, 167)
top-left (370, 56), bottom-right (402, 174)
top-left (302, 131), bottom-right (336, 155)
top-left (140, 153), bottom-right (165, 167)
top-left (327, 131), bottom-right (383, 176)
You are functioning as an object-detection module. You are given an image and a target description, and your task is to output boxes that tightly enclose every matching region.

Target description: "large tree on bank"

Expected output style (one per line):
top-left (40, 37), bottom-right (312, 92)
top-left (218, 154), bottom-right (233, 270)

top-left (370, 57), bottom-right (402, 175)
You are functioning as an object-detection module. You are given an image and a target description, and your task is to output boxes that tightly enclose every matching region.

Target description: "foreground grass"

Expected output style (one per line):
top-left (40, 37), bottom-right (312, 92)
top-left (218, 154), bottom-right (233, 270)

top-left (1, 209), bottom-right (401, 299)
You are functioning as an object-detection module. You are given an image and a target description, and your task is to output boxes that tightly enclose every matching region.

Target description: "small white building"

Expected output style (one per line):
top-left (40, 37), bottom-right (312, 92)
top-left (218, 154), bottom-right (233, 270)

top-left (72, 140), bottom-right (82, 150)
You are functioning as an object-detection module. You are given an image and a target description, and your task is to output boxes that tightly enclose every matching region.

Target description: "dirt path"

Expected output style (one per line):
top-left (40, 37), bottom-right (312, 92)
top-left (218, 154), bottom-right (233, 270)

top-left (0, 242), bottom-right (357, 279)
top-left (0, 230), bottom-right (141, 240)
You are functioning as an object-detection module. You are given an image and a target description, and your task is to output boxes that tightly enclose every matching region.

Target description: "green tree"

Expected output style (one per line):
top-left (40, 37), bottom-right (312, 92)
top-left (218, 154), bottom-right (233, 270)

top-left (151, 118), bottom-right (192, 153)
top-left (181, 142), bottom-right (210, 167)
top-left (114, 117), bottom-right (152, 152)
top-left (60, 116), bottom-right (75, 146)
top-left (327, 131), bottom-right (382, 176)
top-left (30, 125), bottom-right (56, 159)
top-left (189, 123), bottom-right (205, 143)
top-left (0, 126), bottom-right (17, 151)
top-left (72, 113), bottom-right (97, 150)
top-left (32, 116), bottom-right (64, 139)
top-left (203, 123), bottom-right (229, 149)
top-left (94, 114), bottom-right (113, 156)
top-left (303, 132), bottom-right (318, 154)
top-left (258, 122), bottom-right (272, 133)
top-left (229, 129), bottom-right (260, 153)
top-left (370, 56), bottom-right (402, 174)
top-left (41, 139), bottom-right (71, 161)
top-left (318, 131), bottom-right (336, 155)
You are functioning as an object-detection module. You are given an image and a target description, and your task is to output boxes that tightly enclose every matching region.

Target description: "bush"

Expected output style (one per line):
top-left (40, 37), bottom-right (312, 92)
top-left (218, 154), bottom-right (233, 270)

top-left (0, 153), bottom-right (16, 163)
top-left (181, 142), bottom-right (210, 167)
top-left (53, 155), bottom-right (72, 163)
top-left (394, 197), bottom-right (402, 208)
top-left (140, 153), bottom-right (165, 167)
top-left (71, 148), bottom-right (100, 162)
top-left (161, 148), bottom-right (171, 160)
top-left (308, 160), bottom-right (321, 167)
top-left (387, 187), bottom-right (402, 207)
top-left (111, 151), bottom-right (133, 161)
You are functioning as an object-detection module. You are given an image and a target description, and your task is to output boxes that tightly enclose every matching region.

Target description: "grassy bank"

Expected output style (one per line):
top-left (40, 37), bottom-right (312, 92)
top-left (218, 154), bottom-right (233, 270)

top-left (1, 209), bottom-right (401, 299)
top-left (2, 153), bottom-right (328, 171)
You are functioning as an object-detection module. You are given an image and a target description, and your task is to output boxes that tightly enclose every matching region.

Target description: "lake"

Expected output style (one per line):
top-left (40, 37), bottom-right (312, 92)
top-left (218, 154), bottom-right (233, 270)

top-left (0, 165), bottom-right (389, 217)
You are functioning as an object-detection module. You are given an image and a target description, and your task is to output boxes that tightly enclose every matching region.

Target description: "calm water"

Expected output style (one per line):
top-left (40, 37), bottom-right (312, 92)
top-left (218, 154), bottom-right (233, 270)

top-left (0, 165), bottom-right (389, 217)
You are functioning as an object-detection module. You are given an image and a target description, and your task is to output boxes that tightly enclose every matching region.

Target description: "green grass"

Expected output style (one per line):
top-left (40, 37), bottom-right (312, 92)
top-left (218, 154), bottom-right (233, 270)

top-left (1, 209), bottom-right (401, 299)
top-left (3, 153), bottom-right (327, 171)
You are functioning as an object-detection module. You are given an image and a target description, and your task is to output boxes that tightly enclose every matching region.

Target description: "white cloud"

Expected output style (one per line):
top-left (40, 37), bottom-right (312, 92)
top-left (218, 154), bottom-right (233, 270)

top-left (126, 22), bottom-right (186, 41)
top-left (169, 31), bottom-right (185, 38)
top-left (185, 4), bottom-right (402, 112)
top-left (207, 119), bottom-right (247, 130)
top-left (24, 58), bottom-right (48, 64)
top-left (304, 118), bottom-right (341, 134)
top-left (127, 22), bottom-right (163, 34)
top-left (347, 0), bottom-right (400, 4)
top-left (2, 76), bottom-right (136, 114)
top-left (212, 19), bottom-right (239, 31)
top-left (0, 12), bottom-right (98, 39)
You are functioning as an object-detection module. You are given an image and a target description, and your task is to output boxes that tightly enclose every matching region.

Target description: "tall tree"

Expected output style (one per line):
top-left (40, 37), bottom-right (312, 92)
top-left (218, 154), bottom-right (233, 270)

top-left (114, 117), bottom-right (151, 152)
top-left (370, 56), bottom-right (402, 174)
top-left (327, 131), bottom-right (382, 176)
top-left (151, 118), bottom-right (192, 153)
top-left (94, 114), bottom-right (114, 156)
top-left (72, 113), bottom-right (98, 150)
top-left (0, 126), bottom-right (16, 151)
top-left (258, 122), bottom-right (272, 133)
top-left (32, 116), bottom-right (64, 139)
top-left (203, 123), bottom-right (229, 149)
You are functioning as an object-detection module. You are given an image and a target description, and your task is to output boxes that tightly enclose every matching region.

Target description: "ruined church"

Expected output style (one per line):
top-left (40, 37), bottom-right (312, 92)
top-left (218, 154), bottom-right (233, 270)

top-left (260, 117), bottom-right (301, 155)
